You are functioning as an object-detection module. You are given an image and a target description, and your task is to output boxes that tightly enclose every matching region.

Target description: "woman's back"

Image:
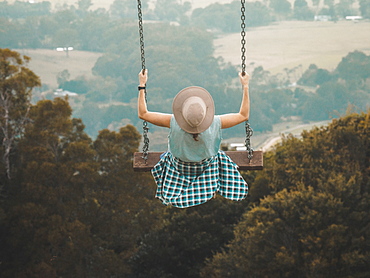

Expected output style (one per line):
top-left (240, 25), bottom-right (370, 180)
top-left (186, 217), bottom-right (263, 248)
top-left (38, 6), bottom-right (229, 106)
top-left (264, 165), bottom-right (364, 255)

top-left (169, 116), bottom-right (222, 162)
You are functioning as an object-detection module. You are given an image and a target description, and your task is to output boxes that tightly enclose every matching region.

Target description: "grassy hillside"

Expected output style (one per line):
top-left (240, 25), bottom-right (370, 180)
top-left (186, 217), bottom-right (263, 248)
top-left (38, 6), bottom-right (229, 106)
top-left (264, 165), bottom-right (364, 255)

top-left (215, 20), bottom-right (370, 75)
top-left (19, 49), bottom-right (102, 87)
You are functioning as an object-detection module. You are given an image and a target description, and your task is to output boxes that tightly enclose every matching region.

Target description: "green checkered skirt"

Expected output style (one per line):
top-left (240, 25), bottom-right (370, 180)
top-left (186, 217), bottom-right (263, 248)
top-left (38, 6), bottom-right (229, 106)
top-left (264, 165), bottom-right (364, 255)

top-left (152, 151), bottom-right (248, 208)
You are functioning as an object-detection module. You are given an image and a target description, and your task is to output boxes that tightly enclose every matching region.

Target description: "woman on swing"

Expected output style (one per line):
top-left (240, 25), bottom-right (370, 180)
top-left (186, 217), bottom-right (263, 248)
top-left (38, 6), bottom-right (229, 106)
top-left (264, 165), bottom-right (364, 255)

top-left (138, 69), bottom-right (250, 208)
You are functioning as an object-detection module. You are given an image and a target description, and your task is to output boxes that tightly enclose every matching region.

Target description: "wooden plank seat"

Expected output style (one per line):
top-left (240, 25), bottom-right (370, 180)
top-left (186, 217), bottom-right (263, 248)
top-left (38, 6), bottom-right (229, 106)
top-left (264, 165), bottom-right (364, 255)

top-left (133, 150), bottom-right (263, 172)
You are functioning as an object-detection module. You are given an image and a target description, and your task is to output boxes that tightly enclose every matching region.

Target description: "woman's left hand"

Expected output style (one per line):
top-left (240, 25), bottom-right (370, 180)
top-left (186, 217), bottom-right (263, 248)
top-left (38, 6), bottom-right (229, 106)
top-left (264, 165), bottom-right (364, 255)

top-left (138, 69), bottom-right (148, 86)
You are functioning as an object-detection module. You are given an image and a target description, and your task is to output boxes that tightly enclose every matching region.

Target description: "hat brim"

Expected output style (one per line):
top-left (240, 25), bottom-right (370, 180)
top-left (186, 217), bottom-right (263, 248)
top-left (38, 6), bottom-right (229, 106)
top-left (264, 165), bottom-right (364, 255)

top-left (172, 86), bottom-right (215, 134)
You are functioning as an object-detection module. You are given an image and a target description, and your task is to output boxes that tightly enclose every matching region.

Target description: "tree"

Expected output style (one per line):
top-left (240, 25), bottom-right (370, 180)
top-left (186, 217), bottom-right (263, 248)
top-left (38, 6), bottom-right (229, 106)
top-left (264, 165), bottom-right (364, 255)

top-left (131, 197), bottom-right (250, 278)
top-left (335, 0), bottom-right (355, 18)
top-left (294, 0), bottom-right (314, 20)
top-left (2, 98), bottom-right (98, 277)
top-left (202, 112), bottom-right (370, 277)
top-left (1, 97), bottom-right (163, 277)
top-left (270, 0), bottom-right (292, 17)
top-left (298, 64), bottom-right (333, 87)
top-left (202, 185), bottom-right (370, 277)
top-left (191, 1), bottom-right (272, 31)
top-left (153, 0), bottom-right (191, 22)
top-left (75, 12), bottom-right (111, 51)
top-left (57, 69), bottom-right (70, 86)
top-left (359, 0), bottom-right (370, 18)
top-left (295, 0), bottom-right (308, 9)
top-left (110, 0), bottom-right (148, 19)
top-left (0, 48), bottom-right (40, 179)
top-left (336, 51), bottom-right (370, 82)
top-left (303, 80), bottom-right (350, 119)
top-left (77, 0), bottom-right (92, 13)
top-left (52, 28), bottom-right (79, 49)
top-left (323, 0), bottom-right (337, 19)
top-left (311, 0), bottom-right (321, 12)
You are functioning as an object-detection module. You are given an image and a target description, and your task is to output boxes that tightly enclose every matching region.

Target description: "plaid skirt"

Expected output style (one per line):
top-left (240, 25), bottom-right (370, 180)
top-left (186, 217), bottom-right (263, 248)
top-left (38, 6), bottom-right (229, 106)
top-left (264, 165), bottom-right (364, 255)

top-left (151, 151), bottom-right (248, 208)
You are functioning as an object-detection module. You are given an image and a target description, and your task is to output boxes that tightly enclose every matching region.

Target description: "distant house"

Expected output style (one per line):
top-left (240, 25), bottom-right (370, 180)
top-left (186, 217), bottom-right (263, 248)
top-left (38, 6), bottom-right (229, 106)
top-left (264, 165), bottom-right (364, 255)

top-left (54, 89), bottom-right (78, 97)
top-left (314, 15), bottom-right (332, 21)
top-left (345, 16), bottom-right (363, 22)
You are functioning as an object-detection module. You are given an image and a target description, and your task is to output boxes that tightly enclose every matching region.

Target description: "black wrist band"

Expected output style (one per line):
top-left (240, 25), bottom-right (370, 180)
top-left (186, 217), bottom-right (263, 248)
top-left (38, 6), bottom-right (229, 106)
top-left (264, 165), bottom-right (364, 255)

top-left (138, 86), bottom-right (146, 91)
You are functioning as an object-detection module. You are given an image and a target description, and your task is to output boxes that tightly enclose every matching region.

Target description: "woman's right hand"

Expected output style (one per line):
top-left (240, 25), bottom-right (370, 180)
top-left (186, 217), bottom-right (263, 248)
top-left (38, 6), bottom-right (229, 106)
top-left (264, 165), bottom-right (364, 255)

top-left (138, 69), bottom-right (148, 86)
top-left (239, 71), bottom-right (250, 86)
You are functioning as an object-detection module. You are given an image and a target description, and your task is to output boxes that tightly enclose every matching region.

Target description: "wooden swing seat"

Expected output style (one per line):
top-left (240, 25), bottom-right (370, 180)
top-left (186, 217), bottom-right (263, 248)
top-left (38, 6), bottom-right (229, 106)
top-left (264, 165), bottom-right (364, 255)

top-left (133, 150), bottom-right (263, 172)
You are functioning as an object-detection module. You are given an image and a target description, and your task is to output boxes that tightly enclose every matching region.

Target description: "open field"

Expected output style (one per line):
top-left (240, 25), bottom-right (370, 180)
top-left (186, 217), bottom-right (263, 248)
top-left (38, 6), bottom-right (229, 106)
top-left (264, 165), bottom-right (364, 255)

top-left (17, 48), bottom-right (102, 87)
top-left (215, 20), bottom-right (370, 74)
top-left (21, 20), bottom-right (370, 88)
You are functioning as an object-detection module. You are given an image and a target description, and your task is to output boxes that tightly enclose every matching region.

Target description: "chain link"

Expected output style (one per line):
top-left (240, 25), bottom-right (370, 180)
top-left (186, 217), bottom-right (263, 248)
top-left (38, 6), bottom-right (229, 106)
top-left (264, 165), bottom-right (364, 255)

top-left (241, 0), bottom-right (247, 75)
top-left (245, 121), bottom-right (254, 161)
top-left (137, 0), bottom-right (149, 161)
top-left (241, 0), bottom-right (253, 160)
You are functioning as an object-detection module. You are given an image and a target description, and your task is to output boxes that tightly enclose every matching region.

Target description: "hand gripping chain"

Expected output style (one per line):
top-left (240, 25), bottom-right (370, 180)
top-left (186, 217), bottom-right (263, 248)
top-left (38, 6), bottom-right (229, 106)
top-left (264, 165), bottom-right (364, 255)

top-left (241, 0), bottom-right (253, 160)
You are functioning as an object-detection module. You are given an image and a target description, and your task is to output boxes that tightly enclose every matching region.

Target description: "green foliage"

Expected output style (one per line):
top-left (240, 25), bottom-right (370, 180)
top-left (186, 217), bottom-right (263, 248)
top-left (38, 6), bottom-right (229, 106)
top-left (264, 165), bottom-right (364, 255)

top-left (202, 111), bottom-right (370, 277)
top-left (0, 94), bottom-right (163, 277)
top-left (153, 0), bottom-right (192, 23)
top-left (294, 5), bottom-right (315, 20)
top-left (110, 0), bottom-right (146, 19)
top-left (0, 48), bottom-right (41, 179)
top-left (336, 50), bottom-right (370, 82)
top-left (303, 81), bottom-right (349, 120)
top-left (298, 64), bottom-right (334, 86)
top-left (335, 0), bottom-right (356, 18)
top-left (270, 0), bottom-right (292, 15)
top-left (60, 77), bottom-right (89, 94)
top-left (131, 197), bottom-right (250, 278)
top-left (77, 0), bottom-right (93, 14)
top-left (359, 0), bottom-right (370, 18)
top-left (299, 52), bottom-right (370, 122)
top-left (191, 1), bottom-right (273, 31)
top-left (0, 0), bottom-right (275, 50)
top-left (0, 1), bottom-right (51, 19)
top-left (0, 48), bottom-right (40, 115)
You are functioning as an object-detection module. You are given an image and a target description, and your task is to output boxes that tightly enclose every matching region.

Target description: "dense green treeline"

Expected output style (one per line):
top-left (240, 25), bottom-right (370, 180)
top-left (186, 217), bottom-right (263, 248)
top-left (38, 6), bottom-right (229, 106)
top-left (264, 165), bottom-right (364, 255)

top-left (1, 48), bottom-right (369, 277)
top-left (0, 0), bottom-right (273, 51)
top-left (202, 112), bottom-right (370, 277)
top-left (0, 49), bottom-right (163, 277)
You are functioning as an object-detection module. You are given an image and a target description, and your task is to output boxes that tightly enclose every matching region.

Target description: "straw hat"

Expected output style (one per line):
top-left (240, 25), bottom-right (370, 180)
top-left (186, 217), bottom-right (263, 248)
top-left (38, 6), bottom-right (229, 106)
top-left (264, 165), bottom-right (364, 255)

top-left (172, 86), bottom-right (214, 134)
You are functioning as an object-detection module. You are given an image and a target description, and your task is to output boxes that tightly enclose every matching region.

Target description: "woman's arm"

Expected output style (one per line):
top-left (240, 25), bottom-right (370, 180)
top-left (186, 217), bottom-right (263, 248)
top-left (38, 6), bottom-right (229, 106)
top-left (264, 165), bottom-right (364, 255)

top-left (220, 72), bottom-right (250, 129)
top-left (138, 69), bottom-right (172, 128)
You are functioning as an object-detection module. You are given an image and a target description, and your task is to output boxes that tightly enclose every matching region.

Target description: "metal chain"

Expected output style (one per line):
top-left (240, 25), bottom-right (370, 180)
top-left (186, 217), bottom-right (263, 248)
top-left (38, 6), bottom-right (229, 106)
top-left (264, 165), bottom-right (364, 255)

top-left (240, 0), bottom-right (247, 75)
top-left (241, 0), bottom-right (253, 160)
top-left (245, 121), bottom-right (254, 161)
top-left (137, 0), bottom-right (149, 161)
